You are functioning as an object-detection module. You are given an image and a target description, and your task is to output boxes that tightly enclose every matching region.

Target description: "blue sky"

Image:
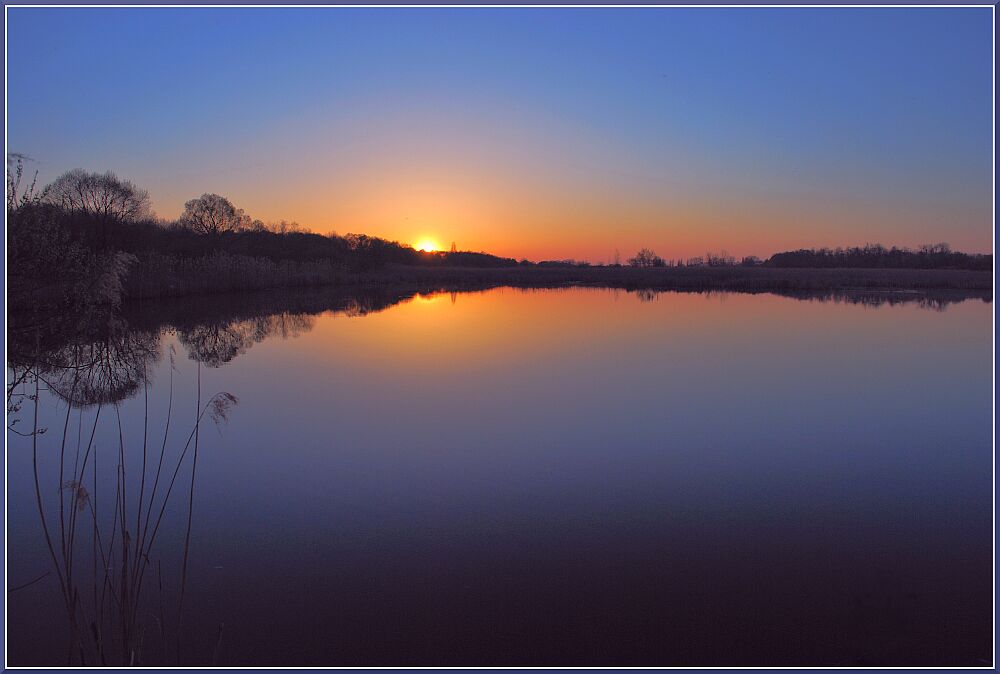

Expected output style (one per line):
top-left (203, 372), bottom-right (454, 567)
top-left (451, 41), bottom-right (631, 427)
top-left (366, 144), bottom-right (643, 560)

top-left (6, 7), bottom-right (993, 259)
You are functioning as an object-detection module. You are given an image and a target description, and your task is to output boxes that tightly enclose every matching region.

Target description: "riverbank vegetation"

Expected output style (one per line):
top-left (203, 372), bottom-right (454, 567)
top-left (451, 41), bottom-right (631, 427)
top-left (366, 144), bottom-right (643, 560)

top-left (7, 157), bottom-right (993, 314)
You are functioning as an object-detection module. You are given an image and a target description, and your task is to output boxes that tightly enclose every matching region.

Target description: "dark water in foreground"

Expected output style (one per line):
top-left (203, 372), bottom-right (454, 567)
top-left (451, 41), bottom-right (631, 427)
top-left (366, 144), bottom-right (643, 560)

top-left (6, 287), bottom-right (993, 666)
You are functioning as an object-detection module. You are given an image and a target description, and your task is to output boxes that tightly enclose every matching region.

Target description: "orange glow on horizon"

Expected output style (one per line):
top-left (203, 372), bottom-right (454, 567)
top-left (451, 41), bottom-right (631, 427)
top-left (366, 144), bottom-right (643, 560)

top-left (144, 111), bottom-right (993, 263)
top-left (415, 238), bottom-right (441, 252)
top-left (144, 102), bottom-right (991, 262)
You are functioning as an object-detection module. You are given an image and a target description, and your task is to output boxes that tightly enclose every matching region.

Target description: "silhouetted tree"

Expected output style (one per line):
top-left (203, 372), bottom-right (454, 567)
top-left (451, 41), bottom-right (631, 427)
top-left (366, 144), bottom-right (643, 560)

top-left (919, 242), bottom-right (952, 255)
top-left (252, 219), bottom-right (305, 234)
top-left (444, 251), bottom-right (518, 267)
top-left (766, 243), bottom-right (989, 271)
top-left (6, 153), bottom-right (47, 211)
top-left (46, 169), bottom-right (150, 246)
top-left (628, 248), bottom-right (666, 267)
top-left (706, 250), bottom-right (736, 267)
top-left (8, 159), bottom-right (138, 321)
top-left (178, 193), bottom-right (251, 236)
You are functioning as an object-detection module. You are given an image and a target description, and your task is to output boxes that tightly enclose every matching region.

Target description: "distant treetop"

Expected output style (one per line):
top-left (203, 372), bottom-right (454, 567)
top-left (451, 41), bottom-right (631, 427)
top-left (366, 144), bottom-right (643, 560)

top-left (765, 244), bottom-right (990, 271)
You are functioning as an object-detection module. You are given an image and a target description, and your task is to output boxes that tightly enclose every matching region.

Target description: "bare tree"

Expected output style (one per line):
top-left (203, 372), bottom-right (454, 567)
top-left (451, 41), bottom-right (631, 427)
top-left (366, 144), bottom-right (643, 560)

top-left (706, 250), bottom-right (736, 267)
top-left (6, 153), bottom-right (47, 211)
top-left (259, 219), bottom-right (304, 234)
top-left (627, 248), bottom-right (666, 267)
top-left (178, 193), bottom-right (251, 236)
top-left (47, 169), bottom-right (151, 225)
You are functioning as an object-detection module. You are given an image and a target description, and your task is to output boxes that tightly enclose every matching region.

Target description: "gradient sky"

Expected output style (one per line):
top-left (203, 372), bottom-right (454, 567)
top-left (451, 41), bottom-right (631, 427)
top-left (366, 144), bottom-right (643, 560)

top-left (6, 7), bottom-right (993, 261)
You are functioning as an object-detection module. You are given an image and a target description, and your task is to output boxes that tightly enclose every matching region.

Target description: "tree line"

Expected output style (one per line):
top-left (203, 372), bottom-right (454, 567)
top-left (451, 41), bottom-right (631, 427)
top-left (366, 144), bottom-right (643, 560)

top-left (7, 157), bottom-right (990, 316)
top-left (8, 159), bottom-right (517, 267)
top-left (765, 243), bottom-right (989, 271)
top-left (7, 158), bottom-right (524, 313)
top-left (623, 248), bottom-right (759, 268)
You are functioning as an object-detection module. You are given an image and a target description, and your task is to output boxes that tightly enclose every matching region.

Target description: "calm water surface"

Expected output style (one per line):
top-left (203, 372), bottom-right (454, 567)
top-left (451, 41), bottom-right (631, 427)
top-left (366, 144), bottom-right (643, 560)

top-left (6, 287), bottom-right (993, 665)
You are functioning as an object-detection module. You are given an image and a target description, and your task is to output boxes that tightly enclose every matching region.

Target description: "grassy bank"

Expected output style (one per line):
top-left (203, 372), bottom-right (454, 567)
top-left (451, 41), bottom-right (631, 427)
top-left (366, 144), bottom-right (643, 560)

top-left (371, 264), bottom-right (994, 292)
top-left (122, 254), bottom-right (993, 300)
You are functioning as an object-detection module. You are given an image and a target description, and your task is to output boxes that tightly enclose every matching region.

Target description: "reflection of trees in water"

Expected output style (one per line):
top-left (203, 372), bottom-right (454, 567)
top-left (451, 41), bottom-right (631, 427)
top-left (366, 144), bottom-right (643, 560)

top-left (9, 354), bottom-right (238, 666)
top-left (340, 293), bottom-right (414, 317)
top-left (178, 323), bottom-right (253, 368)
top-left (628, 287), bottom-right (986, 310)
top-left (9, 308), bottom-right (316, 409)
top-left (8, 282), bottom-right (988, 409)
top-left (178, 312), bottom-right (314, 367)
top-left (5, 302), bottom-right (322, 664)
top-left (6, 317), bottom-right (160, 408)
top-left (266, 311), bottom-right (314, 339)
top-left (789, 289), bottom-right (976, 311)
top-left (634, 288), bottom-right (659, 303)
top-left (162, 288), bottom-right (409, 366)
top-left (46, 323), bottom-right (160, 406)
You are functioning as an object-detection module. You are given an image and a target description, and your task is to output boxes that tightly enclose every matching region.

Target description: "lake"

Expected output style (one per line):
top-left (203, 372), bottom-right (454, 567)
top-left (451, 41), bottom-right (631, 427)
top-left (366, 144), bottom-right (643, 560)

top-left (5, 286), bottom-right (993, 666)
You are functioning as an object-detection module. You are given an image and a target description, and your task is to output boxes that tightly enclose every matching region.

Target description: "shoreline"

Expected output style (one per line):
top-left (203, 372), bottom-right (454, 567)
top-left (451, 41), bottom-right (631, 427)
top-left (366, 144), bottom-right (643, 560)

top-left (122, 264), bottom-right (994, 302)
top-left (111, 269), bottom-right (991, 334)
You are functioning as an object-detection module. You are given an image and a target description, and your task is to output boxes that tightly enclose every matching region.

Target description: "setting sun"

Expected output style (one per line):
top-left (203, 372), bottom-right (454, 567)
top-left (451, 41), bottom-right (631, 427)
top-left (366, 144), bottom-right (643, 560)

top-left (4, 5), bottom-right (994, 668)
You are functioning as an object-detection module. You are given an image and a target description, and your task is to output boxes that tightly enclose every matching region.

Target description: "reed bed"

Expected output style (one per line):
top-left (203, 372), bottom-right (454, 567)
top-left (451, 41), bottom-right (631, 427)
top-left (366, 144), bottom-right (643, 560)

top-left (10, 341), bottom-right (237, 666)
top-left (122, 253), bottom-right (993, 301)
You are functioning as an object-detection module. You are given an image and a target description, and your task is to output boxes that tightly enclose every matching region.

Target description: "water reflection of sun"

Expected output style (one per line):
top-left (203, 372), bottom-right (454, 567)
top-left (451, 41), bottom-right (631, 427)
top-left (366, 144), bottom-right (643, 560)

top-left (415, 239), bottom-right (440, 252)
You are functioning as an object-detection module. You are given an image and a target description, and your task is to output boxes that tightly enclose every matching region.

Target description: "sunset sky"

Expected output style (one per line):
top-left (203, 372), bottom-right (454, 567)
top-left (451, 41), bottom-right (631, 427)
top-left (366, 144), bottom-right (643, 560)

top-left (6, 7), bottom-right (993, 261)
